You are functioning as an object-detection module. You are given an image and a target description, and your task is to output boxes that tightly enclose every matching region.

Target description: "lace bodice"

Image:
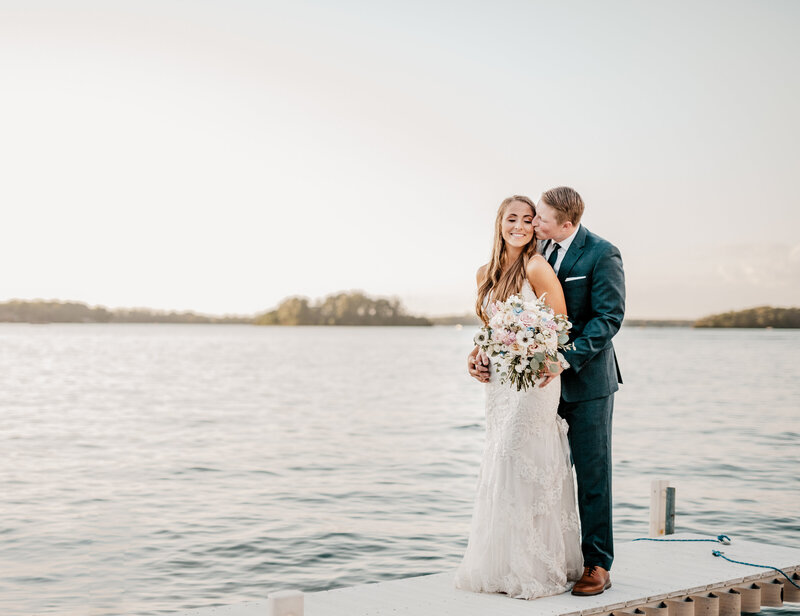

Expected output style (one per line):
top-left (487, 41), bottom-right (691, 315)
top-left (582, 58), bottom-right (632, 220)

top-left (483, 278), bottom-right (538, 310)
top-left (519, 277), bottom-right (537, 301)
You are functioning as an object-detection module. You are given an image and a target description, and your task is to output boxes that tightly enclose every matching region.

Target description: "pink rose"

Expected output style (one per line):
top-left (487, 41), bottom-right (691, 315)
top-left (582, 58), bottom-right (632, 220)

top-left (519, 312), bottom-right (537, 327)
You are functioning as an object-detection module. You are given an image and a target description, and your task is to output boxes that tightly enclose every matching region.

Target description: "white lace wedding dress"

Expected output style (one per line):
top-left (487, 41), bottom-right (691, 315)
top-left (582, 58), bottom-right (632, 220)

top-left (454, 280), bottom-right (583, 599)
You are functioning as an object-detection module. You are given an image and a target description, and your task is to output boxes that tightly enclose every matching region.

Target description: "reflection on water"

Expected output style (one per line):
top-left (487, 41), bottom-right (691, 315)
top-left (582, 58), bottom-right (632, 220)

top-left (0, 325), bottom-right (798, 615)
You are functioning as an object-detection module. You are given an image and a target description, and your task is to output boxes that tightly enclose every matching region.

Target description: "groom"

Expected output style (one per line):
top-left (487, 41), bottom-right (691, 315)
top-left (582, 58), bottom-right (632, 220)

top-left (470, 186), bottom-right (625, 596)
top-left (534, 186), bottom-right (625, 596)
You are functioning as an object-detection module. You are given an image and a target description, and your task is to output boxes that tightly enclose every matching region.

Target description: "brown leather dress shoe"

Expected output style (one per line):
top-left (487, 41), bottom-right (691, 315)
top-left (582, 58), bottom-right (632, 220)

top-left (571, 565), bottom-right (612, 596)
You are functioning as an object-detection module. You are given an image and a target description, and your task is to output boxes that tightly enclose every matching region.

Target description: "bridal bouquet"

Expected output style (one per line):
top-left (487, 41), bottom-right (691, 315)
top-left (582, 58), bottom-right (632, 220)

top-left (474, 294), bottom-right (573, 391)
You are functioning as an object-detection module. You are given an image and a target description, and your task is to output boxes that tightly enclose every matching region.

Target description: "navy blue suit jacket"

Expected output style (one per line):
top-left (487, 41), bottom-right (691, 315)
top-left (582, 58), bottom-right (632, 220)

top-left (551, 226), bottom-right (625, 403)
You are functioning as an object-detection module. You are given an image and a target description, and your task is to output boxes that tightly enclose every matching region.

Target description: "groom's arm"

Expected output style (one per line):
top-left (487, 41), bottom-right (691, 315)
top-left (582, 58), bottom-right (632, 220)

top-left (563, 244), bottom-right (625, 373)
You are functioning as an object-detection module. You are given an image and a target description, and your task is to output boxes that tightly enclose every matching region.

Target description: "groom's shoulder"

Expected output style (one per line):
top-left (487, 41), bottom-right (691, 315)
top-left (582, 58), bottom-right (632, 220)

top-left (582, 227), bottom-right (619, 255)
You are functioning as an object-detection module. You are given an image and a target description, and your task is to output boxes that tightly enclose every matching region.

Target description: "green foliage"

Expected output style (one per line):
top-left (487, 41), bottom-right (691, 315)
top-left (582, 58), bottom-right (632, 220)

top-left (254, 291), bottom-right (432, 326)
top-left (0, 300), bottom-right (113, 323)
top-left (0, 292), bottom-right (432, 326)
top-left (0, 300), bottom-right (250, 324)
top-left (694, 306), bottom-right (800, 328)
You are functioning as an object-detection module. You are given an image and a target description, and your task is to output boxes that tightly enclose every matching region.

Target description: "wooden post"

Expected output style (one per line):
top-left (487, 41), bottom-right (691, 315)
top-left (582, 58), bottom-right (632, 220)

top-left (689, 592), bottom-right (719, 616)
top-left (665, 487), bottom-right (676, 534)
top-left (665, 596), bottom-right (695, 616)
top-left (717, 588), bottom-right (741, 616)
top-left (783, 571), bottom-right (800, 602)
top-left (756, 579), bottom-right (784, 607)
top-left (268, 590), bottom-right (304, 616)
top-left (643, 601), bottom-right (669, 616)
top-left (736, 583), bottom-right (761, 614)
top-left (649, 480), bottom-right (675, 537)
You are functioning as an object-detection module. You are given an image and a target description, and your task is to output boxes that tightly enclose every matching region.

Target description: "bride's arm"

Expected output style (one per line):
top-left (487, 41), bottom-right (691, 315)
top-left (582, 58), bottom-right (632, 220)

top-left (526, 255), bottom-right (567, 316)
top-left (469, 264), bottom-right (490, 383)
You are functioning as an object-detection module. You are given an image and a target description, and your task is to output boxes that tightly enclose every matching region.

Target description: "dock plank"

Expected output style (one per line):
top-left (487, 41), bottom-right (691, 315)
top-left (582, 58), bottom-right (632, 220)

top-left (178, 534), bottom-right (800, 616)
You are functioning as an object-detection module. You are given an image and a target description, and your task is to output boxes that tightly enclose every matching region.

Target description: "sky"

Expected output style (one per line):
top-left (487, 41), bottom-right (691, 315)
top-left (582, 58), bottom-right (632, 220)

top-left (1, 0), bottom-right (798, 319)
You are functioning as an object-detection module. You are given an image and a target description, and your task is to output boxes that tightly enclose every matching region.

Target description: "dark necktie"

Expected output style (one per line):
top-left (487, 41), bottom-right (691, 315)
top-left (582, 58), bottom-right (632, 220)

top-left (547, 243), bottom-right (561, 270)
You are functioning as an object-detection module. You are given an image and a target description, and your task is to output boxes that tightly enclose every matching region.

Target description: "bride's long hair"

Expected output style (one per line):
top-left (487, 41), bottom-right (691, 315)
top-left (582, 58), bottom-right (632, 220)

top-left (475, 195), bottom-right (538, 325)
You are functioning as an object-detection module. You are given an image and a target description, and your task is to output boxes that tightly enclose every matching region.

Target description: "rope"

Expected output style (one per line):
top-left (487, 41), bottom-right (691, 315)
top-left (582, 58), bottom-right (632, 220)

top-left (632, 535), bottom-right (800, 590)
top-left (712, 551), bottom-right (800, 590)
top-left (633, 534), bottom-right (731, 545)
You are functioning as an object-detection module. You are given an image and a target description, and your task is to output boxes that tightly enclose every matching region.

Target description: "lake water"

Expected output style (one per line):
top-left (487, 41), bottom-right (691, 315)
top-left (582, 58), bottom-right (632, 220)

top-left (0, 324), bottom-right (798, 615)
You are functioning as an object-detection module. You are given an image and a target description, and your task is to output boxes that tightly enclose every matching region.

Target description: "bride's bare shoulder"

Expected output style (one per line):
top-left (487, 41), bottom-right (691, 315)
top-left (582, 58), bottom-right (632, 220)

top-left (525, 254), bottom-right (549, 277)
top-left (526, 254), bottom-right (560, 292)
top-left (476, 263), bottom-right (490, 284)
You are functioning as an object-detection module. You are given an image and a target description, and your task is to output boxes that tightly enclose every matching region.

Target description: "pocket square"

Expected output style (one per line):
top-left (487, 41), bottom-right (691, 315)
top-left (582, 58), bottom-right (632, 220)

top-left (565, 276), bottom-right (586, 282)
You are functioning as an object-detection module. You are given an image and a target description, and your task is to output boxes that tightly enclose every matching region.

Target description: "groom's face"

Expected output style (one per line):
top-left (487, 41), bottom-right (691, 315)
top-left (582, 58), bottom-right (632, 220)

top-left (533, 200), bottom-right (572, 243)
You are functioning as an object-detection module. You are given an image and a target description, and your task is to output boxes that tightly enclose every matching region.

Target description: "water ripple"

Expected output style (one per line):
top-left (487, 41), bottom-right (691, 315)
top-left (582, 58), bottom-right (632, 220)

top-left (0, 325), bottom-right (798, 615)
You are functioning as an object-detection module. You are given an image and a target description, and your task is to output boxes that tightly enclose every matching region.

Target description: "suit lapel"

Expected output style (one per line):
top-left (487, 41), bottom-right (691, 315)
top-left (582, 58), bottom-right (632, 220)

top-left (557, 225), bottom-right (588, 282)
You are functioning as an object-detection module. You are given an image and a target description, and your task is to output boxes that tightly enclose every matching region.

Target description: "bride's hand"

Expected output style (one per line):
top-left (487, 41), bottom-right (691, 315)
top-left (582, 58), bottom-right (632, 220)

top-left (468, 349), bottom-right (490, 383)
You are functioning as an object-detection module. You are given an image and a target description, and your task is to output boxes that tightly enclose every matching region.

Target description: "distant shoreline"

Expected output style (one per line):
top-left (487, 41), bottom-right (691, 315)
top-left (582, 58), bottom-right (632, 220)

top-left (1, 300), bottom-right (798, 328)
top-left (432, 316), bottom-right (695, 328)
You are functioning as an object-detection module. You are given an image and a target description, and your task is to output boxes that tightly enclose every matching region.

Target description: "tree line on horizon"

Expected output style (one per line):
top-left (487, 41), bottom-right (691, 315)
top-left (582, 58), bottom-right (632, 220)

top-left (0, 292), bottom-right (431, 326)
top-left (0, 300), bottom-right (250, 324)
top-left (0, 297), bottom-right (798, 328)
top-left (693, 306), bottom-right (800, 328)
top-left (254, 292), bottom-right (431, 326)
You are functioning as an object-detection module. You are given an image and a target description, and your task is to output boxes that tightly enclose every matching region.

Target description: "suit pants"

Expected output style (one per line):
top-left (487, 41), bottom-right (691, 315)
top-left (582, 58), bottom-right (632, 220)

top-left (558, 394), bottom-right (614, 571)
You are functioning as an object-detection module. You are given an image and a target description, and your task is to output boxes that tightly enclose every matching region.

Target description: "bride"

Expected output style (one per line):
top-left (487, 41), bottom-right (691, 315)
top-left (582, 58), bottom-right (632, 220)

top-left (454, 195), bottom-right (583, 599)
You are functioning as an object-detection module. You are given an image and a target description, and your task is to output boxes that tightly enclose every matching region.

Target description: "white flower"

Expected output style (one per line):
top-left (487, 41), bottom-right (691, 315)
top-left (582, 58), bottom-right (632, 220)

top-left (516, 330), bottom-right (534, 346)
top-left (515, 361), bottom-right (526, 373)
top-left (473, 329), bottom-right (489, 346)
top-left (489, 313), bottom-right (504, 329)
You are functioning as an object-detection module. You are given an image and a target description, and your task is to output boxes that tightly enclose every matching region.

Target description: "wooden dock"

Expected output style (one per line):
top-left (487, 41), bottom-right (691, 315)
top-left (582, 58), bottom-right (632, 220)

top-left (179, 534), bottom-right (800, 616)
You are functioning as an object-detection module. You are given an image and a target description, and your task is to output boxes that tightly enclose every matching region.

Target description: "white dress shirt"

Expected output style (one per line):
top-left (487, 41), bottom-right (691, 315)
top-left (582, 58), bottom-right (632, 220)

top-left (541, 223), bottom-right (581, 275)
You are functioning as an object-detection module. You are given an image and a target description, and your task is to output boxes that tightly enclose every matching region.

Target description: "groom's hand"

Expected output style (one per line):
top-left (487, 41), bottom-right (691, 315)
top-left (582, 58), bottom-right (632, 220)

top-left (539, 361), bottom-right (564, 388)
top-left (468, 349), bottom-right (490, 383)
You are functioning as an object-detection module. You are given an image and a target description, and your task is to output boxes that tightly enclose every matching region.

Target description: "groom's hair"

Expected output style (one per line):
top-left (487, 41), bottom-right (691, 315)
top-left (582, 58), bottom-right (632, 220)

top-left (541, 186), bottom-right (585, 225)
